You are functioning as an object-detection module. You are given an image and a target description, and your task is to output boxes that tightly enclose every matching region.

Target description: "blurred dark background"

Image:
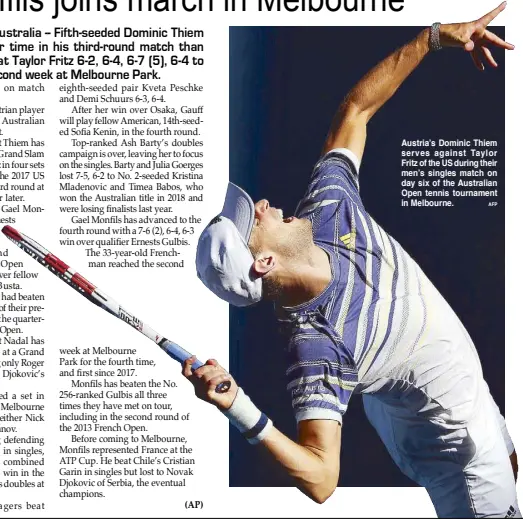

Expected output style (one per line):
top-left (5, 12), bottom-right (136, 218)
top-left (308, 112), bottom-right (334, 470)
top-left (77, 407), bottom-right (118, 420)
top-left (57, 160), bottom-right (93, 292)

top-left (228, 27), bottom-right (505, 487)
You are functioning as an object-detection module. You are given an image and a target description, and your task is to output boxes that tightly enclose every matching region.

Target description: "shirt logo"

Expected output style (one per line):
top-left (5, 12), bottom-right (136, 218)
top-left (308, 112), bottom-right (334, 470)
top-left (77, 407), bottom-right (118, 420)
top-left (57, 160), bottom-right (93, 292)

top-left (340, 231), bottom-right (356, 250)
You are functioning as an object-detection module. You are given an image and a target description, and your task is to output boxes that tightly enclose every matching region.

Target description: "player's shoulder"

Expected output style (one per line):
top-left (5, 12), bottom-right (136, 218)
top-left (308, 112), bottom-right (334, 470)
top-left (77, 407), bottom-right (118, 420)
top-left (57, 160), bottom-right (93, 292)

top-left (296, 148), bottom-right (362, 218)
top-left (278, 308), bottom-right (354, 367)
top-left (312, 148), bottom-right (360, 191)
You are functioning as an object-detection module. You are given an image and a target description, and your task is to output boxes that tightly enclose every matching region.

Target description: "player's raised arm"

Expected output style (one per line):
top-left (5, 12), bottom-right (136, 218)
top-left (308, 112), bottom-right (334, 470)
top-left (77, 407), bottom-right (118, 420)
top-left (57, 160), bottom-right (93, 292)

top-left (323, 2), bottom-right (514, 163)
top-left (183, 357), bottom-right (342, 504)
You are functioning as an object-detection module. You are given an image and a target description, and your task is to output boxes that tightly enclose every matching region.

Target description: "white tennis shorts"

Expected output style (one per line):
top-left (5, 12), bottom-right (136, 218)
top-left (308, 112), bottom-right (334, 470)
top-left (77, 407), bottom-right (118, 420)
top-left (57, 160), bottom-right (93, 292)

top-left (359, 285), bottom-right (519, 517)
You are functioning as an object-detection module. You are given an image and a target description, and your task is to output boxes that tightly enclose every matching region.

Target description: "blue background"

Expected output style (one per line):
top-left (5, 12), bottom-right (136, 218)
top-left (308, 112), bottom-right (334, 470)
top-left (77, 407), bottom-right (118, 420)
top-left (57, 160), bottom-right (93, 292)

top-left (228, 26), bottom-right (505, 487)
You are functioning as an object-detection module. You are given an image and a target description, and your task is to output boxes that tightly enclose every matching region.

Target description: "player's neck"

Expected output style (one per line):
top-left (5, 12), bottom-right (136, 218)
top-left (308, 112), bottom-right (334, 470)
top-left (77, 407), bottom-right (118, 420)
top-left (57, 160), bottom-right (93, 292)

top-left (278, 245), bottom-right (332, 307)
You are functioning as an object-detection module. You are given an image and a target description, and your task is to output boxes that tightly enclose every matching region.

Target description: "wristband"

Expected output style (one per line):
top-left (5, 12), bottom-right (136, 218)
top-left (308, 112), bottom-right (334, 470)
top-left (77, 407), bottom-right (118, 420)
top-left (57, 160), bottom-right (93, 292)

top-left (222, 388), bottom-right (273, 444)
top-left (429, 22), bottom-right (443, 52)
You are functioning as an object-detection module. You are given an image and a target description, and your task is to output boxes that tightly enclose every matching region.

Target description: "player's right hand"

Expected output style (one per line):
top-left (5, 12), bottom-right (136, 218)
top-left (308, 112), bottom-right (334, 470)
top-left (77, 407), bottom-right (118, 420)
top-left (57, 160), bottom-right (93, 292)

top-left (440, 2), bottom-right (514, 70)
top-left (182, 357), bottom-right (238, 411)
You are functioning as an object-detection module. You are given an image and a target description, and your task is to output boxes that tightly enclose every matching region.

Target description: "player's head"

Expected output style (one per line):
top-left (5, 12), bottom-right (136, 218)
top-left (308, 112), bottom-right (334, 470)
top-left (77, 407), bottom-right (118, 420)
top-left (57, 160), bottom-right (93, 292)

top-left (196, 182), bottom-right (313, 306)
top-left (248, 198), bottom-right (313, 299)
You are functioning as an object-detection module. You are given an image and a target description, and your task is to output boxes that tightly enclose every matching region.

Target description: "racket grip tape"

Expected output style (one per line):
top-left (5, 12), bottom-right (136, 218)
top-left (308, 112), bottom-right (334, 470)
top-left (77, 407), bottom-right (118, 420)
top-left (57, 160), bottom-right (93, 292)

top-left (162, 340), bottom-right (231, 394)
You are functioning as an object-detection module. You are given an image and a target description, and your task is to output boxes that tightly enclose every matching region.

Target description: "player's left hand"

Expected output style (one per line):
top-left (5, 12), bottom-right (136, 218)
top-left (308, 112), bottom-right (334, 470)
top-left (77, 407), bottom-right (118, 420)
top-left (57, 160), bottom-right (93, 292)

top-left (182, 357), bottom-right (238, 411)
top-left (440, 1), bottom-right (515, 70)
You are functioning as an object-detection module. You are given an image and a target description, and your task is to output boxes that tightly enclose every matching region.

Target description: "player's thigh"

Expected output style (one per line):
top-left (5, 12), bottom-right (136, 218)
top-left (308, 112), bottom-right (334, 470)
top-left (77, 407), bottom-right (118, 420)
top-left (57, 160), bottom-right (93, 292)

top-left (362, 392), bottom-right (473, 485)
top-left (363, 392), bottom-right (518, 518)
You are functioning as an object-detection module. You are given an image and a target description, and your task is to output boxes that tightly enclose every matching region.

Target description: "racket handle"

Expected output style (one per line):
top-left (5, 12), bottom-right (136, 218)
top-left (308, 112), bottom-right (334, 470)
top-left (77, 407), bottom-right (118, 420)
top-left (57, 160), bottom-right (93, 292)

top-left (162, 340), bottom-right (231, 394)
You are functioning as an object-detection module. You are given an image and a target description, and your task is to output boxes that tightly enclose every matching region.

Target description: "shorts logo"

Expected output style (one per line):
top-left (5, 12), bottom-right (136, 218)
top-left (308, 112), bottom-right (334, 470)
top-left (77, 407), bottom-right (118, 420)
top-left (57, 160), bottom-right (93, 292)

top-left (340, 231), bottom-right (356, 251)
top-left (505, 505), bottom-right (517, 518)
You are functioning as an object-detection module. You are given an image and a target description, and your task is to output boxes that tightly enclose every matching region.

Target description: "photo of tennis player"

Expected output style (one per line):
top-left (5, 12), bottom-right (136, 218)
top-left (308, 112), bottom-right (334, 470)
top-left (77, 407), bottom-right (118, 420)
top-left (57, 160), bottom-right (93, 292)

top-left (184, 3), bottom-right (518, 517)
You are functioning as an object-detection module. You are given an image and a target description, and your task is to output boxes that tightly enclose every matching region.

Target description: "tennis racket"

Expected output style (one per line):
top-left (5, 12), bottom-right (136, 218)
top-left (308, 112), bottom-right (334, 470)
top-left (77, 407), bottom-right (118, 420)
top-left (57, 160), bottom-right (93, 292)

top-left (2, 225), bottom-right (230, 393)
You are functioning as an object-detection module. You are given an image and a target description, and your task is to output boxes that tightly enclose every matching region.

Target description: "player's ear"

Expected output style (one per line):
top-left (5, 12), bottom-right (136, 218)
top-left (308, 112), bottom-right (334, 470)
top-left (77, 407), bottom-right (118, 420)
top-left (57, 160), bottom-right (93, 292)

top-left (252, 253), bottom-right (276, 277)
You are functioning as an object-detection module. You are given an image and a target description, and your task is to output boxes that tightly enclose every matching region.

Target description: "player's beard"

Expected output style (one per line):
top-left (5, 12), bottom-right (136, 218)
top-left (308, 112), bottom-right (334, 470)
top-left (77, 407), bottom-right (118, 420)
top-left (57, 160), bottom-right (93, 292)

top-left (251, 218), bottom-right (315, 301)
top-left (260, 220), bottom-right (315, 301)
top-left (276, 218), bottom-right (314, 262)
top-left (262, 275), bottom-right (284, 300)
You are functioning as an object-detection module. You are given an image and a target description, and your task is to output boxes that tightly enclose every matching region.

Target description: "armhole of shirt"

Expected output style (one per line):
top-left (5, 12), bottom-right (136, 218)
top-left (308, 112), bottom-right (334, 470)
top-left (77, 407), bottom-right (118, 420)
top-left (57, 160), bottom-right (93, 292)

top-left (323, 147), bottom-right (361, 174)
top-left (295, 407), bottom-right (343, 425)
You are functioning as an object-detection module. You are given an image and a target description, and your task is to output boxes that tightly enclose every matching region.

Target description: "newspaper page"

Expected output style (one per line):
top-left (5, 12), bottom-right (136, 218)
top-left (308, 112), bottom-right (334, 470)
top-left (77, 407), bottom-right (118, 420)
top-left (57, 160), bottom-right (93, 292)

top-left (0, 0), bottom-right (521, 517)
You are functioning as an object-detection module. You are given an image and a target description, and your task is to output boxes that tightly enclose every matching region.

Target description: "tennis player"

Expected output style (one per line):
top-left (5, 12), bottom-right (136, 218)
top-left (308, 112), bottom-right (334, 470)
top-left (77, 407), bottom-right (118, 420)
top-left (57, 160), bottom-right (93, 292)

top-left (186, 4), bottom-right (519, 516)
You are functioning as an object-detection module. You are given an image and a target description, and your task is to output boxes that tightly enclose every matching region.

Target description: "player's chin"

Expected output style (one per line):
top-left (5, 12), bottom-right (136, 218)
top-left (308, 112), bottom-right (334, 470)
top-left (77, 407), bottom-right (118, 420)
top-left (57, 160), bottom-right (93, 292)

top-left (291, 218), bottom-right (313, 242)
top-left (284, 216), bottom-right (305, 225)
top-left (298, 217), bottom-right (312, 232)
